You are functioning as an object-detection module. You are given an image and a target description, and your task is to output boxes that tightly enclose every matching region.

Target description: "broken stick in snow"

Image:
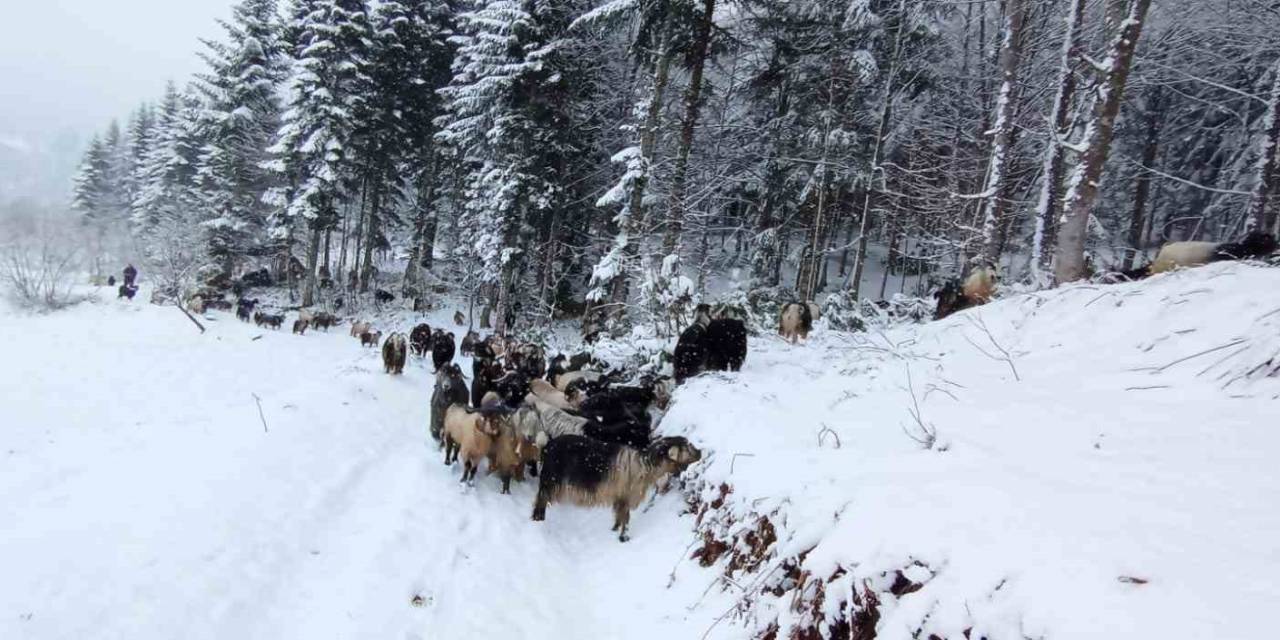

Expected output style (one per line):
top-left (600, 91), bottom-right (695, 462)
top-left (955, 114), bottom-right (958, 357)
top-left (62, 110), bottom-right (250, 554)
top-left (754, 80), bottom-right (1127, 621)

top-left (176, 302), bottom-right (206, 334)
top-left (252, 393), bottom-right (268, 433)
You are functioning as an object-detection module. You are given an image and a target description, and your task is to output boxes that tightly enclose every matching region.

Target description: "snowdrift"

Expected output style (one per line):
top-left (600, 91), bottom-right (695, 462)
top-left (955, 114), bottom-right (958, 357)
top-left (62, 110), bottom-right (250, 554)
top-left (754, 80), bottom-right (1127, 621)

top-left (665, 262), bottom-right (1280, 639)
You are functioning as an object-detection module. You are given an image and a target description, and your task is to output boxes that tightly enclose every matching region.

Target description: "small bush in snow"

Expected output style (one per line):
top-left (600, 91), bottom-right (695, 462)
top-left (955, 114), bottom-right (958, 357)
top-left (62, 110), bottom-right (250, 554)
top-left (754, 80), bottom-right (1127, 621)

top-left (820, 290), bottom-right (932, 333)
top-left (1, 233), bottom-right (86, 312)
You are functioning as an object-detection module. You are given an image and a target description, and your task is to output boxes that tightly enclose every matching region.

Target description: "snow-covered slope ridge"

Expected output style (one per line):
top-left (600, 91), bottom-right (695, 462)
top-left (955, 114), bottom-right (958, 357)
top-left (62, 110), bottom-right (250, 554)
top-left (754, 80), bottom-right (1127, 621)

top-left (665, 262), bottom-right (1280, 639)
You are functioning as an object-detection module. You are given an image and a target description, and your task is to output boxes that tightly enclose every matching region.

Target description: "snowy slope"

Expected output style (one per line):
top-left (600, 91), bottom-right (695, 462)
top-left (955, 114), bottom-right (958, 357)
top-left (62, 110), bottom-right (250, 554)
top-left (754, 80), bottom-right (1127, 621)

top-left (0, 289), bottom-right (719, 640)
top-left (5, 264), bottom-right (1279, 639)
top-left (664, 262), bottom-right (1280, 639)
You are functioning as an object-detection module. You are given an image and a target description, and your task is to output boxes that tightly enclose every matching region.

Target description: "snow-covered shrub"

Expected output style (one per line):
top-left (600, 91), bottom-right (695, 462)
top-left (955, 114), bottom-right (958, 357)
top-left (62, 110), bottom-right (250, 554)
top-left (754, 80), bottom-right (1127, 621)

top-left (820, 290), bottom-right (933, 333)
top-left (818, 288), bottom-right (868, 332)
top-left (0, 214), bottom-right (88, 312)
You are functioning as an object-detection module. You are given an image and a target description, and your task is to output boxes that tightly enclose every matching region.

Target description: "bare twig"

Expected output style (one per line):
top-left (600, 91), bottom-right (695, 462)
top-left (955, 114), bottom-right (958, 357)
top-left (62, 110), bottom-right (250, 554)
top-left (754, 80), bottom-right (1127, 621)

top-left (901, 367), bottom-right (937, 449)
top-left (730, 453), bottom-right (755, 474)
top-left (251, 393), bottom-right (268, 433)
top-left (1124, 385), bottom-right (1170, 391)
top-left (1136, 339), bottom-right (1248, 374)
top-left (964, 314), bottom-right (1020, 381)
top-left (817, 424), bottom-right (841, 449)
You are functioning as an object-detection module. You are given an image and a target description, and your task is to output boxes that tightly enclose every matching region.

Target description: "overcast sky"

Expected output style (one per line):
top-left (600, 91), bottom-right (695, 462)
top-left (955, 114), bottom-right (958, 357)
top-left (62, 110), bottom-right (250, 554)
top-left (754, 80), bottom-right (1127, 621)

top-left (0, 0), bottom-right (237, 142)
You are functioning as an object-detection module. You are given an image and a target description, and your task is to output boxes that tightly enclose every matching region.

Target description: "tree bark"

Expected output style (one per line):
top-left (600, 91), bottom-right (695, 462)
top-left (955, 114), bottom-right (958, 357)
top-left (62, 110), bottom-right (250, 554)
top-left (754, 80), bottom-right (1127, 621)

top-left (606, 20), bottom-right (675, 315)
top-left (1030, 0), bottom-right (1086, 280)
top-left (359, 181), bottom-right (381, 293)
top-left (301, 221), bottom-right (322, 307)
top-left (1122, 87), bottom-right (1163, 270)
top-left (1247, 58), bottom-right (1280, 234)
top-left (662, 0), bottom-right (716, 256)
top-left (850, 0), bottom-right (907, 299)
top-left (1053, 0), bottom-right (1153, 283)
top-left (978, 0), bottom-right (1027, 265)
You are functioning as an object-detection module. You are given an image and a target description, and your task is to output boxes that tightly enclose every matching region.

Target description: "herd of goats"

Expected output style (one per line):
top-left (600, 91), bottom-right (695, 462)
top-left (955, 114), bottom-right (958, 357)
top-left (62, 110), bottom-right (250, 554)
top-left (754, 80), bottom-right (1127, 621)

top-left (116, 228), bottom-right (1276, 541)
top-left (213, 296), bottom-right (781, 542)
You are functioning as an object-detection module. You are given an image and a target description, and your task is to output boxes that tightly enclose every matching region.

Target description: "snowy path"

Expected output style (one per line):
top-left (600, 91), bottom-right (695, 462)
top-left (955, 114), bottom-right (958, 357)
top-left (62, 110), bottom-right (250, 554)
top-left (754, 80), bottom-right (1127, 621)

top-left (0, 296), bottom-right (716, 640)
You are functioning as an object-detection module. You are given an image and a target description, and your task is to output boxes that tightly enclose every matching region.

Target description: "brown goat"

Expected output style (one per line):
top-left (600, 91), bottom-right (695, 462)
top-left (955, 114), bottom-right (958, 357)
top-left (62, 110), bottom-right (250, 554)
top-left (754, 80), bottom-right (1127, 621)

top-left (360, 330), bottom-right (382, 348)
top-left (350, 320), bottom-right (371, 338)
top-left (444, 405), bottom-right (501, 483)
top-left (487, 414), bottom-right (541, 494)
top-left (382, 333), bottom-right (407, 375)
top-left (529, 378), bottom-right (582, 411)
top-left (293, 319), bottom-right (309, 335)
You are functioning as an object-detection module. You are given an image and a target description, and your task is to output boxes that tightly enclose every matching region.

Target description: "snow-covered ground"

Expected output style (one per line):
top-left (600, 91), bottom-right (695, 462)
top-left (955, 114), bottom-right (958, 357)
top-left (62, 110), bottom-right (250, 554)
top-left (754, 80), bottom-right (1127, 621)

top-left (4, 263), bottom-right (1279, 639)
top-left (0, 290), bottom-right (718, 639)
top-left (667, 262), bottom-right (1280, 639)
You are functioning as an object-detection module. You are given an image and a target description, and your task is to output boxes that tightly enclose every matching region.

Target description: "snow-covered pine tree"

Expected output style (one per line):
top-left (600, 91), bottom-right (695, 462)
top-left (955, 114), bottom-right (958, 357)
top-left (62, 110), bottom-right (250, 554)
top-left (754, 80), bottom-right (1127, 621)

top-left (270, 0), bottom-right (373, 305)
top-left (194, 0), bottom-right (288, 282)
top-left (72, 134), bottom-right (112, 226)
top-left (436, 0), bottom-right (574, 333)
top-left (131, 84), bottom-right (209, 296)
top-left (363, 0), bottom-right (455, 305)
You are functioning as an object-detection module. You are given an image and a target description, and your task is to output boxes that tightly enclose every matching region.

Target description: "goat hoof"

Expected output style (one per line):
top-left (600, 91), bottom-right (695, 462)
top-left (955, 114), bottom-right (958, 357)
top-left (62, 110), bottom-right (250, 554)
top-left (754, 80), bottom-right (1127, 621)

top-left (618, 534), bottom-right (630, 543)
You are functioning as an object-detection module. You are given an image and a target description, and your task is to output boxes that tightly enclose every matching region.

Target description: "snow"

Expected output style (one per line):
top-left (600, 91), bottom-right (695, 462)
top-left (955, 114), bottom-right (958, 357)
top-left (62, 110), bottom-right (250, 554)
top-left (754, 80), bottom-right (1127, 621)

top-left (0, 287), bottom-right (718, 639)
top-left (665, 262), bottom-right (1280, 638)
top-left (5, 263), bottom-right (1280, 638)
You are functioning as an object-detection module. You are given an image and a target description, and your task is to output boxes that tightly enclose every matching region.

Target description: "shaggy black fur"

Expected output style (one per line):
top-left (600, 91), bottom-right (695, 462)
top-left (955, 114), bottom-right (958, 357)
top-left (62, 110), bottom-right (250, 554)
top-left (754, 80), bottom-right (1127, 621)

top-left (704, 319), bottom-right (748, 372)
top-left (932, 279), bottom-right (971, 321)
top-left (532, 436), bottom-right (698, 526)
top-left (546, 354), bottom-right (568, 383)
top-left (236, 298), bottom-right (258, 322)
top-left (430, 364), bottom-right (469, 442)
top-left (431, 329), bottom-right (456, 371)
top-left (261, 314), bottom-right (285, 330)
top-left (494, 370), bottom-right (532, 407)
top-left (1212, 231), bottom-right (1277, 262)
top-left (292, 319), bottom-right (309, 335)
top-left (459, 330), bottom-right (479, 356)
top-left (673, 323), bottom-right (708, 383)
top-left (578, 385), bottom-right (655, 419)
top-left (534, 435), bottom-right (617, 504)
top-left (117, 284), bottom-right (138, 300)
top-left (239, 268), bottom-right (272, 288)
top-left (471, 358), bottom-right (503, 408)
top-left (410, 323), bottom-right (433, 358)
top-left (583, 419), bottom-right (651, 449)
top-left (374, 289), bottom-right (395, 305)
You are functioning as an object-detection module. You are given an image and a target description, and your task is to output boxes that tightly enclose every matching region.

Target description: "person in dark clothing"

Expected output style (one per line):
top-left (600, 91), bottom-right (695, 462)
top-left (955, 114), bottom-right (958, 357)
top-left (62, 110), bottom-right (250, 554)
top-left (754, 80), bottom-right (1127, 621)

top-left (123, 264), bottom-right (138, 287)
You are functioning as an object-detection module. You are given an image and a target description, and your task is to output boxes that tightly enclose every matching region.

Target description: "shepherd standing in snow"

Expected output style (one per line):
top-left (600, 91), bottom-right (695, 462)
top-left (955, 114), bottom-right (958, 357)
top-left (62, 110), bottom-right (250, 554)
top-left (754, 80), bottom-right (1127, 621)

top-left (123, 264), bottom-right (138, 287)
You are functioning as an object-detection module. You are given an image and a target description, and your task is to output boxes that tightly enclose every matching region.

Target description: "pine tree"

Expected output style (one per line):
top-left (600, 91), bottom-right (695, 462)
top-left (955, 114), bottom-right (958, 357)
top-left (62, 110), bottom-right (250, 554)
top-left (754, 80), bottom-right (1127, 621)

top-left (72, 134), bottom-right (112, 223)
top-left (437, 0), bottom-right (574, 333)
top-left (270, 0), bottom-right (373, 305)
top-left (195, 0), bottom-right (288, 279)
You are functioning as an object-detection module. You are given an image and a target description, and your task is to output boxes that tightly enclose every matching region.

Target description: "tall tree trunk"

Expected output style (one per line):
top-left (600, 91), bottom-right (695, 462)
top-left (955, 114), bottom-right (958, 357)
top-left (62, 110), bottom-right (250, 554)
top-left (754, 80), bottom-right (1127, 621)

top-left (1054, 0), bottom-right (1153, 283)
top-left (979, 0), bottom-right (1027, 265)
top-left (360, 181), bottom-right (381, 293)
top-left (1030, 0), bottom-right (1086, 280)
top-left (850, 0), bottom-right (908, 299)
top-left (1247, 58), bottom-right (1280, 234)
top-left (662, 0), bottom-right (716, 256)
top-left (1122, 88), bottom-right (1163, 270)
top-left (301, 221), bottom-right (322, 307)
top-left (606, 20), bottom-right (676, 315)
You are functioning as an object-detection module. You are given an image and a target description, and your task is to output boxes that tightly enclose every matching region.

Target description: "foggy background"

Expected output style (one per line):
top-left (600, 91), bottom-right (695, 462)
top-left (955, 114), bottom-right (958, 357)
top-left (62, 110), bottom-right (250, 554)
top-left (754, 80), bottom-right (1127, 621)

top-left (0, 0), bottom-right (235, 206)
